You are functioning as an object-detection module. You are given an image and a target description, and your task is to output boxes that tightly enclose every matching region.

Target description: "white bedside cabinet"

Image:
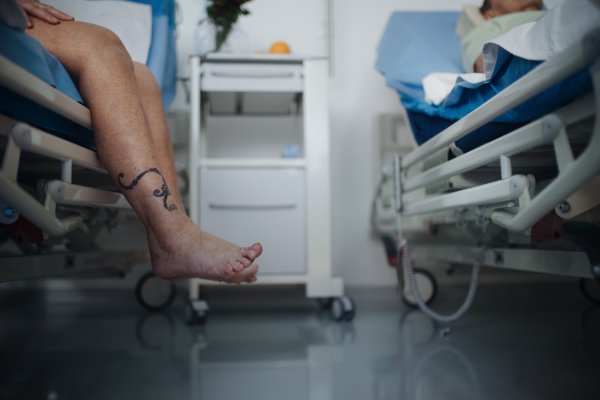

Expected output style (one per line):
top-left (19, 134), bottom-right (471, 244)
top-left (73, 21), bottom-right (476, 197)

top-left (186, 54), bottom-right (353, 324)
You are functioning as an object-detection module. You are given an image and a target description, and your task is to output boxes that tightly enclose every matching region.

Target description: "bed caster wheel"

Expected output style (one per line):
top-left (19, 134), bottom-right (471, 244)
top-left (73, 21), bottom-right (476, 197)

top-left (184, 299), bottom-right (208, 325)
top-left (317, 297), bottom-right (333, 309)
top-left (401, 268), bottom-right (438, 308)
top-left (580, 278), bottom-right (600, 304)
top-left (331, 296), bottom-right (356, 322)
top-left (136, 272), bottom-right (176, 311)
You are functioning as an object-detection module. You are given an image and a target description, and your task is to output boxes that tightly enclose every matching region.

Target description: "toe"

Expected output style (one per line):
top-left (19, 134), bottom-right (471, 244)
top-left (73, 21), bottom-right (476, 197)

top-left (232, 261), bottom-right (245, 272)
top-left (224, 263), bottom-right (235, 275)
top-left (245, 243), bottom-right (263, 261)
top-left (238, 257), bottom-right (252, 268)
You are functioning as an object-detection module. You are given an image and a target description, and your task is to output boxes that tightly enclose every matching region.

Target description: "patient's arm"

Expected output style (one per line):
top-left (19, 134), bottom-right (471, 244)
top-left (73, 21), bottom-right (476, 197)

top-left (16, 0), bottom-right (73, 28)
top-left (25, 17), bottom-right (263, 283)
top-left (474, 54), bottom-right (485, 74)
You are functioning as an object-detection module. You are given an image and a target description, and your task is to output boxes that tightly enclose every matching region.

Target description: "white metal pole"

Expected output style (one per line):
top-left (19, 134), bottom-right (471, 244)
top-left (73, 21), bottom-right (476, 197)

top-left (189, 56), bottom-right (201, 225)
top-left (499, 155), bottom-right (512, 179)
top-left (61, 159), bottom-right (72, 184)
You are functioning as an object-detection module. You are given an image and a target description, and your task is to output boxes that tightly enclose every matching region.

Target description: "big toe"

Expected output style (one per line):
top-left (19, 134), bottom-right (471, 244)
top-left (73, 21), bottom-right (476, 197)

top-left (245, 243), bottom-right (263, 261)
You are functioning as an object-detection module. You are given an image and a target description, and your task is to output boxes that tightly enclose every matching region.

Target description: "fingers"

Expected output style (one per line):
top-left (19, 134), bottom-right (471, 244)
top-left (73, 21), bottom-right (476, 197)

top-left (23, 3), bottom-right (73, 26)
top-left (45, 5), bottom-right (74, 21)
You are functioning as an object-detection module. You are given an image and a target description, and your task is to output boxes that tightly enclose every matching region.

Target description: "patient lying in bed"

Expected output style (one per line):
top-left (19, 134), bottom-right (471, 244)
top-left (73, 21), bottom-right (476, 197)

top-left (464, 0), bottom-right (545, 73)
top-left (13, 0), bottom-right (262, 283)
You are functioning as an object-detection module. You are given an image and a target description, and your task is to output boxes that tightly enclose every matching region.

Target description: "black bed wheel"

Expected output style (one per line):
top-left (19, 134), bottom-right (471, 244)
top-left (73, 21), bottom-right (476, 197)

top-left (136, 272), bottom-right (176, 311)
top-left (330, 296), bottom-right (356, 322)
top-left (580, 278), bottom-right (600, 304)
top-left (317, 297), bottom-right (333, 309)
top-left (401, 268), bottom-right (438, 308)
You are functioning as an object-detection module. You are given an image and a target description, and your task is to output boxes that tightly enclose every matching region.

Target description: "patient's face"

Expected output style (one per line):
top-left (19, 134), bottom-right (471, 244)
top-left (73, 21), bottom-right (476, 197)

top-left (485, 0), bottom-right (543, 19)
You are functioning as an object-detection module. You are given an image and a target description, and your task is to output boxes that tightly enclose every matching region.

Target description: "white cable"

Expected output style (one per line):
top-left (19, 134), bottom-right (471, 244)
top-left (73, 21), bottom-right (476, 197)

top-left (401, 242), bottom-right (484, 323)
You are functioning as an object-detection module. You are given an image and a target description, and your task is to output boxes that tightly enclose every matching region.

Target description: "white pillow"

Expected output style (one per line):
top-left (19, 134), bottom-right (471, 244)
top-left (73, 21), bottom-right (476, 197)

top-left (42, 0), bottom-right (152, 64)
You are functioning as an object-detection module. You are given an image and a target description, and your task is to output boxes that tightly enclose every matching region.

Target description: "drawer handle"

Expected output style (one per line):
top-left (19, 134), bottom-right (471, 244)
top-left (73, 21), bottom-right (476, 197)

top-left (209, 203), bottom-right (296, 210)
top-left (210, 71), bottom-right (295, 79)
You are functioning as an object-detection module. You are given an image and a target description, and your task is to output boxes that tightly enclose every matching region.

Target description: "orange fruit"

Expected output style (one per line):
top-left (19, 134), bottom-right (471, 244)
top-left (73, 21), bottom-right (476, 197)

top-left (270, 42), bottom-right (290, 54)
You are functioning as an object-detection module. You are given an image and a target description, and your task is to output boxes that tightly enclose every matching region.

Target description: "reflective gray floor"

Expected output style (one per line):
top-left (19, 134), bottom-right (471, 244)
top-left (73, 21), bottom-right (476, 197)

top-left (1, 280), bottom-right (599, 400)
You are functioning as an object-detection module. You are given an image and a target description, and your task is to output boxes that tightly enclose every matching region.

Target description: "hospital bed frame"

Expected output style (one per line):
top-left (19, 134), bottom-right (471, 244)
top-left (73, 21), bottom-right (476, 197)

top-left (0, 54), bottom-right (150, 282)
top-left (393, 29), bottom-right (600, 302)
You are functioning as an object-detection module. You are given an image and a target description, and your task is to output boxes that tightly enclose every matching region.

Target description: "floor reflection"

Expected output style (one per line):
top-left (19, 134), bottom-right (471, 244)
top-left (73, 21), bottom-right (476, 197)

top-left (189, 311), bottom-right (355, 400)
top-left (0, 282), bottom-right (599, 399)
top-left (373, 310), bottom-right (480, 400)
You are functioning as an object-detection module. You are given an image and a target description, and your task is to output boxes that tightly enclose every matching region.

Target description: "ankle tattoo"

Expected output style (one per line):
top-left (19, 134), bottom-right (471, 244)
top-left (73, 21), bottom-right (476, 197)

top-left (118, 168), bottom-right (177, 211)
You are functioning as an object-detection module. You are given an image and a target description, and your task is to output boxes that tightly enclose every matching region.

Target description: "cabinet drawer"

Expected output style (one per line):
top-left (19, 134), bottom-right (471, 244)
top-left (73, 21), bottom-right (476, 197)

top-left (199, 169), bottom-right (306, 275)
top-left (201, 63), bottom-right (303, 92)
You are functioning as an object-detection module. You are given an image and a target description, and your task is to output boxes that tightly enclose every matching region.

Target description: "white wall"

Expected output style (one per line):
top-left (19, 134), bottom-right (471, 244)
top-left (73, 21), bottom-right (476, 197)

top-left (325, 0), bottom-right (478, 286)
top-left (170, 0), bottom-right (562, 286)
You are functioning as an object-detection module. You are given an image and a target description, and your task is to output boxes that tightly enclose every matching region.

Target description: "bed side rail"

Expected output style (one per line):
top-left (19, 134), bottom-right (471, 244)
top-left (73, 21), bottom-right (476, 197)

top-left (401, 28), bottom-right (600, 169)
top-left (0, 116), bottom-right (131, 236)
top-left (493, 61), bottom-right (600, 231)
top-left (0, 55), bottom-right (92, 130)
top-left (395, 31), bottom-right (600, 233)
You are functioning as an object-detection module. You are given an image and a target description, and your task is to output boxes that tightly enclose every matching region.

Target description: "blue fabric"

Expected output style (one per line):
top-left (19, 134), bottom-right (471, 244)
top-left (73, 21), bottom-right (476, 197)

top-left (376, 11), bottom-right (592, 123)
top-left (0, 21), bottom-right (83, 104)
top-left (376, 12), bottom-right (463, 100)
top-left (401, 52), bottom-right (592, 123)
top-left (126, 0), bottom-right (168, 16)
top-left (406, 110), bottom-right (527, 153)
top-left (0, 21), bottom-right (96, 149)
top-left (146, 0), bottom-right (177, 110)
top-left (376, 10), bottom-right (593, 153)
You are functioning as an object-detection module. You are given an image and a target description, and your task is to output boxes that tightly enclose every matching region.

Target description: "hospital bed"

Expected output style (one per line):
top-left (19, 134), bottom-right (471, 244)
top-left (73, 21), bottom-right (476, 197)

top-left (373, 6), bottom-right (600, 320)
top-left (0, 0), bottom-right (177, 298)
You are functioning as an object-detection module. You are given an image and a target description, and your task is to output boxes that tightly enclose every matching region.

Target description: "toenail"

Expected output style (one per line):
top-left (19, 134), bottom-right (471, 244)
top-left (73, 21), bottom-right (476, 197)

top-left (248, 251), bottom-right (256, 258)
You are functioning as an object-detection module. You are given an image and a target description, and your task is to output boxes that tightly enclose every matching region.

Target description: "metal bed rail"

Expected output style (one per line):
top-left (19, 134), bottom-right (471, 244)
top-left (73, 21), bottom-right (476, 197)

top-left (0, 54), bottom-right (135, 236)
top-left (0, 116), bottom-right (132, 236)
top-left (0, 57), bottom-right (150, 283)
top-left (401, 29), bottom-right (600, 169)
top-left (395, 30), bottom-right (600, 234)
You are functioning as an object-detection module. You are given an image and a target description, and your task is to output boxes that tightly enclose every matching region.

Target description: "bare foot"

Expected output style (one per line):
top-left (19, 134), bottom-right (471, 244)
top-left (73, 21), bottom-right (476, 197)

top-left (147, 217), bottom-right (262, 282)
top-left (163, 264), bottom-right (260, 284)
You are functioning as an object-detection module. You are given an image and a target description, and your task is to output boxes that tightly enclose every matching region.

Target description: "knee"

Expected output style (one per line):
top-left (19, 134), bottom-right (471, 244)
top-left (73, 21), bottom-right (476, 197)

top-left (134, 62), bottom-right (162, 97)
top-left (77, 24), bottom-right (134, 72)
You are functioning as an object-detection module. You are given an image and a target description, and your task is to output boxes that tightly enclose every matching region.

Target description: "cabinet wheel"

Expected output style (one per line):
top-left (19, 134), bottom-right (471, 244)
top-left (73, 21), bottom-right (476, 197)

top-left (184, 299), bottom-right (208, 325)
top-left (330, 296), bottom-right (356, 322)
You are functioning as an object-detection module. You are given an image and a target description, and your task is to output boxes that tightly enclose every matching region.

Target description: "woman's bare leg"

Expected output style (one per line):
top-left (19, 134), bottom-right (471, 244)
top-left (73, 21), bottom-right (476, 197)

top-left (132, 62), bottom-right (184, 212)
top-left (25, 18), bottom-right (262, 282)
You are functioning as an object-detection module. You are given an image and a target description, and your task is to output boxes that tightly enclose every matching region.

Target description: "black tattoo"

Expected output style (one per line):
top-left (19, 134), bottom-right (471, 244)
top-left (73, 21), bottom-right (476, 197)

top-left (118, 168), bottom-right (177, 211)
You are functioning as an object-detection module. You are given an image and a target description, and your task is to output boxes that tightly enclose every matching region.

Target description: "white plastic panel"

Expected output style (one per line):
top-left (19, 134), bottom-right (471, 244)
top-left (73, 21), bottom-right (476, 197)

top-left (201, 63), bottom-right (303, 92)
top-left (199, 168), bottom-right (306, 274)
